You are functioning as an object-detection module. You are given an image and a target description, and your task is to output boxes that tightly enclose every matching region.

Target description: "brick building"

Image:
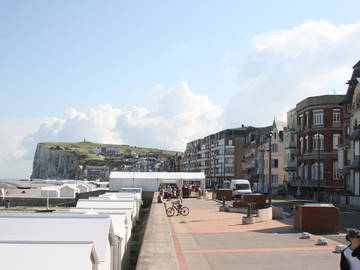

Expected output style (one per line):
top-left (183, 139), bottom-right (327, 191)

top-left (290, 95), bottom-right (345, 200)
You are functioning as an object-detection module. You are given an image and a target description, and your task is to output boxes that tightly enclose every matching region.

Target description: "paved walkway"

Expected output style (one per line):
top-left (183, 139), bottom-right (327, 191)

top-left (167, 199), bottom-right (342, 270)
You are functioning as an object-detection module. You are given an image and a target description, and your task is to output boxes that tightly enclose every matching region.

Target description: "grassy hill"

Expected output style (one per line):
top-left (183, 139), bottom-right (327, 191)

top-left (41, 141), bottom-right (181, 165)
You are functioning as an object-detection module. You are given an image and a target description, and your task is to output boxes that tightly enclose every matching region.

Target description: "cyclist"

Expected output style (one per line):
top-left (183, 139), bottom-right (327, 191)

top-left (173, 195), bottom-right (183, 211)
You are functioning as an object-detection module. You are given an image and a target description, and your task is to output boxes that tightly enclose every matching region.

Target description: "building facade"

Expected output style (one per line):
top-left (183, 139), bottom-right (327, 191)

top-left (339, 60), bottom-right (360, 206)
top-left (284, 108), bottom-right (297, 189)
top-left (289, 95), bottom-right (345, 201)
top-left (181, 127), bottom-right (250, 188)
top-left (244, 121), bottom-right (286, 194)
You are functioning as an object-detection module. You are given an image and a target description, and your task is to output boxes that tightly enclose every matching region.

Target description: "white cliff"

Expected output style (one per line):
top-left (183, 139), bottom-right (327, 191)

top-left (31, 144), bottom-right (81, 179)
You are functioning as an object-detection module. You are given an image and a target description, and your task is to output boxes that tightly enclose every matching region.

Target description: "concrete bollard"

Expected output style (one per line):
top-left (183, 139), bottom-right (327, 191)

top-left (316, 238), bottom-right (328, 246)
top-left (299, 232), bottom-right (310, 239)
top-left (334, 244), bottom-right (346, 253)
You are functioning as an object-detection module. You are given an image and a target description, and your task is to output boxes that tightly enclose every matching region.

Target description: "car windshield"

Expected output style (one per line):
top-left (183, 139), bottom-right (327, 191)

top-left (235, 184), bottom-right (250, 190)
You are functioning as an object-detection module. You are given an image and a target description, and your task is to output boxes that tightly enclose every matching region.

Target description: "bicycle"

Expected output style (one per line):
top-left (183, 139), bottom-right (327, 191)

top-left (166, 202), bottom-right (190, 217)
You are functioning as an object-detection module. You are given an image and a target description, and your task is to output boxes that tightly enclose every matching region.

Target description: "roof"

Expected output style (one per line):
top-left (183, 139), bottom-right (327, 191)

top-left (110, 172), bottom-right (205, 180)
top-left (76, 199), bottom-right (135, 209)
top-left (0, 214), bottom-right (113, 262)
top-left (69, 208), bottom-right (133, 222)
top-left (0, 240), bottom-right (99, 270)
top-left (56, 211), bottom-right (128, 239)
top-left (41, 186), bottom-right (60, 191)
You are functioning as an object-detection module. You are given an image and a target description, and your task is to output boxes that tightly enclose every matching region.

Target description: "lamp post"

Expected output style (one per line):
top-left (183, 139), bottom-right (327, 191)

top-left (268, 131), bottom-right (273, 206)
top-left (316, 132), bottom-right (321, 202)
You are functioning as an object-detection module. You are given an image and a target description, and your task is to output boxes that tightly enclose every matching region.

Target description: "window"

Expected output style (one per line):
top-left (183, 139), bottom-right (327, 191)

top-left (305, 136), bottom-right (309, 152)
top-left (271, 175), bottom-right (279, 185)
top-left (313, 110), bottom-right (324, 125)
top-left (333, 134), bottom-right (340, 150)
top-left (332, 109), bottom-right (341, 123)
top-left (228, 140), bottom-right (233, 146)
top-left (311, 162), bottom-right (324, 180)
top-left (305, 112), bottom-right (309, 127)
top-left (299, 137), bottom-right (304, 154)
top-left (312, 134), bottom-right (324, 150)
top-left (311, 163), bottom-right (317, 179)
top-left (304, 164), bottom-right (308, 180)
top-left (272, 143), bottom-right (279, 152)
top-left (333, 161), bottom-right (338, 179)
top-left (299, 114), bottom-right (304, 130)
top-left (298, 163), bottom-right (304, 179)
top-left (272, 159), bottom-right (279, 168)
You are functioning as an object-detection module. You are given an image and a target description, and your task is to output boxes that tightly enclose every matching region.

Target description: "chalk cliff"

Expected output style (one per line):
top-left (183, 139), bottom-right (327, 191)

top-left (31, 144), bottom-right (81, 180)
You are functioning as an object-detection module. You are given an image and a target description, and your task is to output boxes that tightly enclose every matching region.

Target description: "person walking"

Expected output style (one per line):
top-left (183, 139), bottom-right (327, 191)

top-left (340, 228), bottom-right (360, 270)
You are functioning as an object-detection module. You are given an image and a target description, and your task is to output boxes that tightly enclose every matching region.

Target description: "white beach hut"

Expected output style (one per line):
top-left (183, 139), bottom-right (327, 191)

top-left (76, 199), bottom-right (137, 221)
top-left (0, 240), bottom-right (99, 270)
top-left (0, 214), bottom-right (117, 270)
top-left (40, 186), bottom-right (60, 198)
top-left (59, 184), bottom-right (79, 198)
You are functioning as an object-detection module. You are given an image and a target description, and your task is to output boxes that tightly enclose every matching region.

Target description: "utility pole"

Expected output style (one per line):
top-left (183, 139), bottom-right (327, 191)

top-left (317, 132), bottom-right (321, 202)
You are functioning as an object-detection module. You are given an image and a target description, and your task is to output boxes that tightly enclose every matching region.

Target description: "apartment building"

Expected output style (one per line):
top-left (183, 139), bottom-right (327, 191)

top-left (338, 60), bottom-right (360, 206)
top-left (290, 95), bottom-right (345, 201)
top-left (244, 121), bottom-right (286, 194)
top-left (181, 127), bottom-right (251, 188)
top-left (284, 108), bottom-right (297, 188)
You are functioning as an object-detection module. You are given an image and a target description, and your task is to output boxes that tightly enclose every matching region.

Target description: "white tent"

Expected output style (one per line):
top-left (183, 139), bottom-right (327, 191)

top-left (0, 214), bottom-right (116, 270)
top-left (109, 172), bottom-right (206, 192)
top-left (0, 240), bottom-right (99, 270)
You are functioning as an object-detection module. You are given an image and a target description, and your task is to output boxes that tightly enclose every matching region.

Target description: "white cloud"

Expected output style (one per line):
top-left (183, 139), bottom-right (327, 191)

top-left (225, 19), bottom-right (360, 127)
top-left (0, 82), bottom-right (223, 178)
top-left (3, 19), bottom-right (360, 178)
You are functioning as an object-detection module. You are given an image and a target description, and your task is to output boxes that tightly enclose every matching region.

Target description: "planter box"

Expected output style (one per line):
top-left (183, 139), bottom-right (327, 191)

top-left (293, 205), bottom-right (339, 233)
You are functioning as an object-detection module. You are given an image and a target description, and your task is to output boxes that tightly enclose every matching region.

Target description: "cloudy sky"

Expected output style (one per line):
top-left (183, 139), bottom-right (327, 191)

top-left (1, 0), bottom-right (360, 178)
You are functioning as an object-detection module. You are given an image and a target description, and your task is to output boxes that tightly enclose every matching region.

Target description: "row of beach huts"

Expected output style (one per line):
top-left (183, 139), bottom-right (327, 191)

top-left (0, 187), bottom-right (142, 270)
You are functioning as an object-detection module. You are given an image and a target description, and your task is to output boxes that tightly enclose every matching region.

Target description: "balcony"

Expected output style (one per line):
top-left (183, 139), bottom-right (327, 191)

top-left (244, 161), bottom-right (256, 169)
top-left (288, 179), bottom-right (326, 187)
top-left (225, 145), bottom-right (235, 149)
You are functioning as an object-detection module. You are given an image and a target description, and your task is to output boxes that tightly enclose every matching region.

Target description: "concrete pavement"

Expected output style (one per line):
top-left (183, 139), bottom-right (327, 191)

top-left (168, 199), bottom-right (342, 270)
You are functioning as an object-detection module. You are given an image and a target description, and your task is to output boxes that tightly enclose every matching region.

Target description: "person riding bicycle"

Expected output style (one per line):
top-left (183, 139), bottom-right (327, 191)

top-left (173, 195), bottom-right (183, 211)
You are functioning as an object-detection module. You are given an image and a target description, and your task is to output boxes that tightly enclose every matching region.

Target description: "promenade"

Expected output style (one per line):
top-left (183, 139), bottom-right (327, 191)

top-left (168, 198), bottom-right (341, 270)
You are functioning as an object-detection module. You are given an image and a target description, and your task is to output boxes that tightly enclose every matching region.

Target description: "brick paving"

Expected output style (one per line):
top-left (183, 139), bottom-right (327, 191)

top-left (167, 199), bottom-right (342, 270)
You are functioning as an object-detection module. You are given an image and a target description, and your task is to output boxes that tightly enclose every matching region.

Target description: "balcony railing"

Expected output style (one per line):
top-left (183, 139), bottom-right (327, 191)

top-left (288, 179), bottom-right (326, 187)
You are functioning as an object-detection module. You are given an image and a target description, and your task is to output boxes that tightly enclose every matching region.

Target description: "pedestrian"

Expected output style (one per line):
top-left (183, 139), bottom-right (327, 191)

top-left (340, 228), bottom-right (360, 270)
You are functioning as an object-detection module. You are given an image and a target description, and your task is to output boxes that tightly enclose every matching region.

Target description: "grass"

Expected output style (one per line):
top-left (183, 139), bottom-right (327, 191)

top-left (42, 141), bottom-right (181, 156)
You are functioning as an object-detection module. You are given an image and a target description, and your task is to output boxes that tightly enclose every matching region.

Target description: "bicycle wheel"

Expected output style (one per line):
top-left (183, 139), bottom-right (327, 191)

top-left (166, 207), bottom-right (175, 217)
top-left (180, 207), bottom-right (189, 216)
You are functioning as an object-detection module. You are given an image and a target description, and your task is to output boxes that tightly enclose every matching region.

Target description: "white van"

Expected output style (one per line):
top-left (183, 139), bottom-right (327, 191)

top-left (231, 179), bottom-right (252, 198)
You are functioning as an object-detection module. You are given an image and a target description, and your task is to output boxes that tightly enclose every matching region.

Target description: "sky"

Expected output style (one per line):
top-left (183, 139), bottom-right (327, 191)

top-left (1, 0), bottom-right (360, 178)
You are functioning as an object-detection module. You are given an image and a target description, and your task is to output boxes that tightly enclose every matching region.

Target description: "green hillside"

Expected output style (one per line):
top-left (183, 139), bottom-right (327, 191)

top-left (41, 141), bottom-right (181, 165)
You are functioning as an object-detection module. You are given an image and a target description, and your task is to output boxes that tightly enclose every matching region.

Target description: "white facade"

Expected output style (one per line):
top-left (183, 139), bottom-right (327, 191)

top-left (0, 214), bottom-right (115, 270)
top-left (0, 241), bottom-right (99, 270)
top-left (59, 184), bottom-right (80, 198)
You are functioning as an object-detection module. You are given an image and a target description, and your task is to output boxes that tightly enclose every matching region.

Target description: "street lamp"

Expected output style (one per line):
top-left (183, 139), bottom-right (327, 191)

top-left (268, 131), bottom-right (273, 206)
top-left (315, 132), bottom-right (321, 202)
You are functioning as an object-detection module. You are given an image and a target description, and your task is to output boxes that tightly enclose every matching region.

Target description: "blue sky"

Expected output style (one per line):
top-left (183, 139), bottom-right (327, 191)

top-left (1, 0), bottom-right (360, 178)
top-left (1, 0), bottom-right (359, 116)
